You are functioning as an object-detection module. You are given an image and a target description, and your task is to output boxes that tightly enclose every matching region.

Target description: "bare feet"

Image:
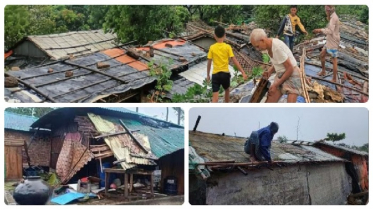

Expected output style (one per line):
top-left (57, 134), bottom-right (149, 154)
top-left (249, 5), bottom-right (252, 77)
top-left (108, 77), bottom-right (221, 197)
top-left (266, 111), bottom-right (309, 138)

top-left (250, 156), bottom-right (257, 162)
top-left (317, 71), bottom-right (326, 77)
top-left (331, 78), bottom-right (337, 83)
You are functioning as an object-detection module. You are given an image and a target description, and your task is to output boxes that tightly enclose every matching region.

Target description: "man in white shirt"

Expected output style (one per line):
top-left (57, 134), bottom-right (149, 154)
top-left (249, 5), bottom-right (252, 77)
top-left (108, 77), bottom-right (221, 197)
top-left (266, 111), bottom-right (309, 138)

top-left (250, 28), bottom-right (302, 103)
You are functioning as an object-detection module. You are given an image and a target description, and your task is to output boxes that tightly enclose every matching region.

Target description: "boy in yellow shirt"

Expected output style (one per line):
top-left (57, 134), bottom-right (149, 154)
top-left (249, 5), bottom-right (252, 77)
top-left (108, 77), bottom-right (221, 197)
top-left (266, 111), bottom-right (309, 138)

top-left (276, 5), bottom-right (308, 52)
top-left (207, 26), bottom-right (248, 103)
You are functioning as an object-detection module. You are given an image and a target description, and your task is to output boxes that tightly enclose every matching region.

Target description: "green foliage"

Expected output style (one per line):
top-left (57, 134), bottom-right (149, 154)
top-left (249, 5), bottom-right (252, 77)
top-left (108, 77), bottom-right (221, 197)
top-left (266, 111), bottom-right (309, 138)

top-left (359, 143), bottom-right (369, 152)
top-left (262, 54), bottom-right (270, 64)
top-left (325, 132), bottom-right (346, 143)
top-left (230, 65), bottom-right (246, 88)
top-left (4, 5), bottom-right (94, 49)
top-left (4, 5), bottom-right (30, 50)
top-left (87, 6), bottom-right (110, 29)
top-left (193, 5), bottom-right (245, 25)
top-left (278, 135), bottom-right (288, 143)
top-left (172, 81), bottom-right (212, 103)
top-left (252, 66), bottom-right (264, 78)
top-left (5, 107), bottom-right (55, 118)
top-left (253, 5), bottom-right (327, 39)
top-left (359, 6), bottom-right (369, 24)
top-left (148, 60), bottom-right (173, 102)
top-left (103, 6), bottom-right (188, 44)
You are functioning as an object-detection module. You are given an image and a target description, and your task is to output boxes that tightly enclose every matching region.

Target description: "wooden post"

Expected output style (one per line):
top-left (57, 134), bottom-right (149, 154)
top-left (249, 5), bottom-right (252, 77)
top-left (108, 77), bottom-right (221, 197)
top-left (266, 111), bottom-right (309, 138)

top-left (150, 173), bottom-right (154, 197)
top-left (193, 115), bottom-right (201, 131)
top-left (105, 171), bottom-right (109, 194)
top-left (119, 120), bottom-right (148, 153)
top-left (130, 174), bottom-right (133, 193)
top-left (124, 173), bottom-right (129, 198)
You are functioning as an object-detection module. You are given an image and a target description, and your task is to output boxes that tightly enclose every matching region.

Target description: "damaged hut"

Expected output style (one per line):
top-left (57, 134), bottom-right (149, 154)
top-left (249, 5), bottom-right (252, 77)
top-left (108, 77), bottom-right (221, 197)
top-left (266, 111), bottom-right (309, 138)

top-left (25, 107), bottom-right (184, 199)
top-left (189, 131), bottom-right (355, 205)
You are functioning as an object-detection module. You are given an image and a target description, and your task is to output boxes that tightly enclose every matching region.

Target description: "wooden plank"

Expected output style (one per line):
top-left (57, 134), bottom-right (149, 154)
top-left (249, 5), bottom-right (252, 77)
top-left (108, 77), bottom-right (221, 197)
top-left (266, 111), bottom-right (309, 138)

top-left (119, 120), bottom-right (148, 154)
top-left (4, 72), bottom-right (58, 103)
top-left (94, 130), bottom-right (140, 139)
top-left (64, 61), bottom-right (129, 84)
top-left (249, 78), bottom-right (270, 103)
top-left (300, 48), bottom-right (311, 103)
top-left (90, 145), bottom-right (110, 152)
top-left (310, 76), bottom-right (369, 96)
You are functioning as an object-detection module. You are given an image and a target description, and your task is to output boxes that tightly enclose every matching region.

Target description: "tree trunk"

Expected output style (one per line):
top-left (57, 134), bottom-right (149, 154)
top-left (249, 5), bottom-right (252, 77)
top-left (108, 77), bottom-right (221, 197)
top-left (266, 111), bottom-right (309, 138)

top-left (166, 108), bottom-right (169, 122)
top-left (177, 108), bottom-right (181, 125)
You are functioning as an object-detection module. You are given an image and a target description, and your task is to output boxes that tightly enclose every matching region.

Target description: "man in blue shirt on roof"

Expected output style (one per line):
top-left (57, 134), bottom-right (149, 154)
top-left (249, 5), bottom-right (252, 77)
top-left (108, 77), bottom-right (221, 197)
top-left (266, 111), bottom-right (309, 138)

top-left (244, 122), bottom-right (279, 163)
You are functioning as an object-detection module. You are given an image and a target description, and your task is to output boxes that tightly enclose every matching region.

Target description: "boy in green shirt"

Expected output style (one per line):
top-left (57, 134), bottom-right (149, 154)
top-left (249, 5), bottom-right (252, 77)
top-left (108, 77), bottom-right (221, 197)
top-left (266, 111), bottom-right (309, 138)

top-left (207, 26), bottom-right (248, 103)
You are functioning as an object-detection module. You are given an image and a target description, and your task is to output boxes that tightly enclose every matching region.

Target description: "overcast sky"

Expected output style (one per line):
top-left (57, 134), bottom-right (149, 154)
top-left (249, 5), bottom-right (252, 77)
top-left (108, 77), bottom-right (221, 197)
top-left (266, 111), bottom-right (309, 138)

top-left (189, 107), bottom-right (368, 146)
top-left (126, 107), bottom-right (183, 125)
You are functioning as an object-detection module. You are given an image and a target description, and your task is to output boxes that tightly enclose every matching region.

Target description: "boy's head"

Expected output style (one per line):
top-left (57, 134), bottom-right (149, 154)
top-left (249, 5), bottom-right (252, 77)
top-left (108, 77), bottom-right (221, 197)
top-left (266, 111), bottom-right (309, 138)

top-left (214, 25), bottom-right (226, 40)
top-left (290, 5), bottom-right (298, 16)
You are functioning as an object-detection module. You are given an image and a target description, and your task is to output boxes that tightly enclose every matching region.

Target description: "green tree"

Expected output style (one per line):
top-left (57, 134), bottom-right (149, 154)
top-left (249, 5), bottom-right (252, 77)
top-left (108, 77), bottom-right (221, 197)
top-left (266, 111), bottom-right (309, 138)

top-left (359, 6), bottom-right (369, 24)
top-left (359, 143), bottom-right (368, 152)
top-left (278, 135), bottom-right (288, 143)
top-left (324, 132), bottom-right (346, 143)
top-left (4, 5), bottom-right (30, 50)
top-left (27, 6), bottom-right (58, 35)
top-left (5, 107), bottom-right (56, 118)
top-left (195, 5), bottom-right (244, 25)
top-left (53, 6), bottom-right (90, 32)
top-left (103, 5), bottom-right (188, 44)
top-left (87, 5), bottom-right (110, 29)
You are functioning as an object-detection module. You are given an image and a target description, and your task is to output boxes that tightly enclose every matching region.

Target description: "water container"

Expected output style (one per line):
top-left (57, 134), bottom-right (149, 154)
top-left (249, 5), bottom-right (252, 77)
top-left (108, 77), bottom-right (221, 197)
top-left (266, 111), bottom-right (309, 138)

top-left (98, 162), bottom-right (115, 188)
top-left (164, 176), bottom-right (178, 195)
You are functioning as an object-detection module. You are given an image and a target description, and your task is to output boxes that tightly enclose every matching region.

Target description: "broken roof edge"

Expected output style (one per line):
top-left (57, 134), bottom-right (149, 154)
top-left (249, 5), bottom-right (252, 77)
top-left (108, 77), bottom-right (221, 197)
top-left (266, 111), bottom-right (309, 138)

top-left (314, 141), bottom-right (368, 156)
top-left (31, 107), bottom-right (184, 129)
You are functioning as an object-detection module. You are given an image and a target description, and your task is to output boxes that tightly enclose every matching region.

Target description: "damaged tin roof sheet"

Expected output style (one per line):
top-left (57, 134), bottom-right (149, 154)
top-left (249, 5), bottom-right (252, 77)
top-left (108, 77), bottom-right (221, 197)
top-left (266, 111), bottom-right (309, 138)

top-left (189, 131), bottom-right (345, 164)
top-left (88, 113), bottom-right (156, 170)
top-left (5, 48), bottom-right (156, 103)
top-left (100, 115), bottom-right (184, 158)
top-left (31, 107), bottom-right (183, 129)
top-left (4, 111), bottom-right (38, 131)
top-left (314, 141), bottom-right (368, 156)
top-left (16, 30), bottom-right (117, 60)
top-left (5, 37), bottom-right (213, 102)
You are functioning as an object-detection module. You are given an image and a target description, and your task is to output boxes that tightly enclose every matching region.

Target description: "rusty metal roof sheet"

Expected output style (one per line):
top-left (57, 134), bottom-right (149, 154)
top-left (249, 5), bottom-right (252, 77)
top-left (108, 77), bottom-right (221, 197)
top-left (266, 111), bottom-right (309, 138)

top-left (88, 113), bottom-right (156, 169)
top-left (189, 131), bottom-right (345, 163)
top-left (25, 30), bottom-right (117, 60)
top-left (314, 141), bottom-right (368, 156)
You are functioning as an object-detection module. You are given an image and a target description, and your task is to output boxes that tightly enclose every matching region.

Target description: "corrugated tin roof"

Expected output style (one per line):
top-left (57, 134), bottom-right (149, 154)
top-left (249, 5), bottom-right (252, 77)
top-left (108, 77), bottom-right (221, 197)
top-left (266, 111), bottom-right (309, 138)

top-left (88, 113), bottom-right (156, 169)
top-left (6, 49), bottom-right (155, 103)
top-left (30, 107), bottom-right (183, 129)
top-left (315, 141), bottom-right (368, 156)
top-left (179, 60), bottom-right (236, 86)
top-left (101, 116), bottom-right (184, 158)
top-left (4, 111), bottom-right (38, 131)
top-left (189, 131), bottom-right (345, 163)
top-left (26, 30), bottom-right (117, 60)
